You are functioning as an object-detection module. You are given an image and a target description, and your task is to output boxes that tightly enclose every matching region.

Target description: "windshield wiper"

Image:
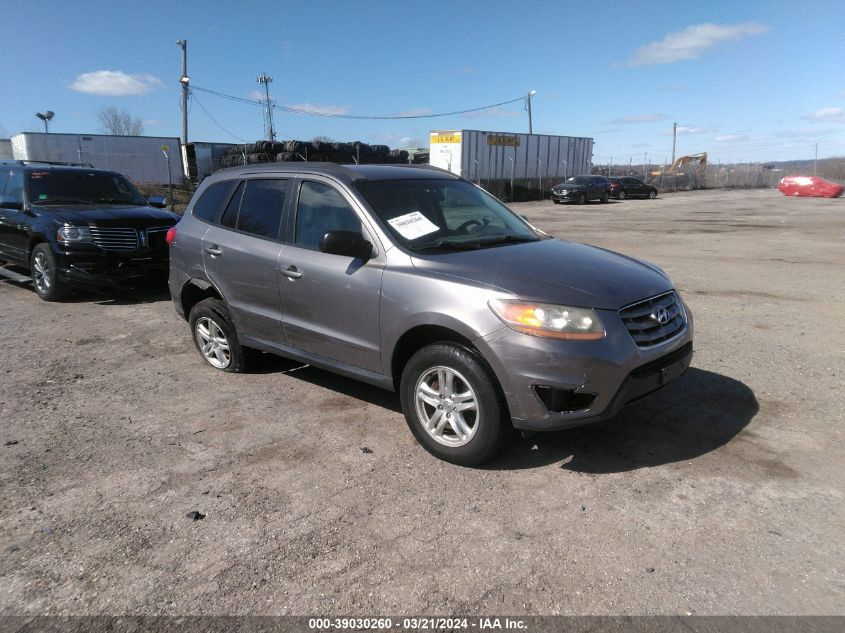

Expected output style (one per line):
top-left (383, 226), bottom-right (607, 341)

top-left (410, 239), bottom-right (484, 251)
top-left (472, 235), bottom-right (541, 248)
top-left (35, 198), bottom-right (98, 205)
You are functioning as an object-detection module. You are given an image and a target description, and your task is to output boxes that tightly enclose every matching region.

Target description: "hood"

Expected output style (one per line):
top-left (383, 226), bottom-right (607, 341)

top-left (37, 204), bottom-right (179, 226)
top-left (411, 238), bottom-right (672, 310)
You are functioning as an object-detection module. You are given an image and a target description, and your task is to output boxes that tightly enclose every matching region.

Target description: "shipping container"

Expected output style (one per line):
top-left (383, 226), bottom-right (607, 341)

top-left (10, 132), bottom-right (184, 185)
top-left (429, 129), bottom-right (593, 201)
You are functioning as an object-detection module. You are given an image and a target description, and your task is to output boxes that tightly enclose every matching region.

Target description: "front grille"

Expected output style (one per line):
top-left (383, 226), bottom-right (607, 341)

top-left (89, 227), bottom-right (139, 251)
top-left (146, 226), bottom-right (172, 252)
top-left (619, 291), bottom-right (686, 348)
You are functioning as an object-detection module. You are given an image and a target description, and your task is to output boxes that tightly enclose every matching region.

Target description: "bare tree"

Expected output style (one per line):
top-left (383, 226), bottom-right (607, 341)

top-left (312, 135), bottom-right (334, 143)
top-left (97, 106), bottom-right (144, 136)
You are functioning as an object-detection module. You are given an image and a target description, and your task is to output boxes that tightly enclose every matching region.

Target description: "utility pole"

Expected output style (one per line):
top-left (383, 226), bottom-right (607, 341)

top-left (526, 90), bottom-right (536, 135)
top-left (177, 40), bottom-right (189, 145)
top-left (257, 73), bottom-right (276, 142)
top-left (671, 122), bottom-right (677, 165)
top-left (643, 152), bottom-right (648, 179)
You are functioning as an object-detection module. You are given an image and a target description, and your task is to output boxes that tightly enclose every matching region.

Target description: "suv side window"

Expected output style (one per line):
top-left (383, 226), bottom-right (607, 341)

top-left (294, 181), bottom-right (361, 250)
top-left (235, 179), bottom-right (289, 239)
top-left (220, 181), bottom-right (244, 229)
top-left (192, 180), bottom-right (234, 222)
top-left (4, 170), bottom-right (24, 203)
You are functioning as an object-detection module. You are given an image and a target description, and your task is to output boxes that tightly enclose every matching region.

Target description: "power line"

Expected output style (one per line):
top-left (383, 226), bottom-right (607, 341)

top-left (191, 94), bottom-right (249, 142)
top-left (190, 84), bottom-right (526, 120)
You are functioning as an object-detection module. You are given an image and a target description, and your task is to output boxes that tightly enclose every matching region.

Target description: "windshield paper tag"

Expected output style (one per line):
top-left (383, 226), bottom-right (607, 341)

top-left (387, 211), bottom-right (439, 240)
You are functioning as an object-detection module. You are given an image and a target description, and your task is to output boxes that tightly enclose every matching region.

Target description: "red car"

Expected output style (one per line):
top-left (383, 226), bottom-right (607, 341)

top-left (778, 176), bottom-right (843, 198)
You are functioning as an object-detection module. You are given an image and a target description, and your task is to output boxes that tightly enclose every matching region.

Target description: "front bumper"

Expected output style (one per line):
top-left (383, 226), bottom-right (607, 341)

top-left (477, 302), bottom-right (694, 431)
top-left (55, 248), bottom-right (170, 288)
top-left (551, 189), bottom-right (582, 202)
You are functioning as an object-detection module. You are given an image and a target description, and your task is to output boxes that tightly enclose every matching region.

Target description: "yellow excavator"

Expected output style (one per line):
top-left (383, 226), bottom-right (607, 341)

top-left (651, 152), bottom-right (707, 178)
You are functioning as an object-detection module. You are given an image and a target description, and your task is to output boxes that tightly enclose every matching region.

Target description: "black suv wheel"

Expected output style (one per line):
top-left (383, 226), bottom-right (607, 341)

top-left (31, 244), bottom-right (66, 301)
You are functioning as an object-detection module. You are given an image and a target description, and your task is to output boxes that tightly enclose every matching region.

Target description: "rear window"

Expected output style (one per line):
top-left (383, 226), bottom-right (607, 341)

top-left (192, 180), bottom-right (234, 222)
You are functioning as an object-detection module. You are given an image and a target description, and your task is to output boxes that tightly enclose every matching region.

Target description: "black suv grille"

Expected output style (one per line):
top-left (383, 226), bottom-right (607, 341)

top-left (619, 291), bottom-right (685, 348)
top-left (90, 227), bottom-right (139, 251)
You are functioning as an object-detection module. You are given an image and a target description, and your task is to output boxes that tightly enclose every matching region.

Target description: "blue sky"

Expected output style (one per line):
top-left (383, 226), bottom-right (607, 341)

top-left (2, 0), bottom-right (843, 164)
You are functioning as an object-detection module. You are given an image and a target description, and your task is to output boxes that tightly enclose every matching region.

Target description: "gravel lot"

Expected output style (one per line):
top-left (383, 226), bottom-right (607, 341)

top-left (1, 189), bottom-right (843, 616)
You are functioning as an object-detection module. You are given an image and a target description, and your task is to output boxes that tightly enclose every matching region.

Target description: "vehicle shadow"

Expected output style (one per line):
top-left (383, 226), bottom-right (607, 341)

top-left (64, 283), bottom-right (172, 305)
top-left (250, 353), bottom-right (403, 413)
top-left (486, 367), bottom-right (758, 473)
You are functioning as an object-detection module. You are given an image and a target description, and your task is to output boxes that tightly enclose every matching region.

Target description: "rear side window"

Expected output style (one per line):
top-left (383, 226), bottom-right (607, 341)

top-left (235, 179), bottom-right (289, 239)
top-left (220, 182), bottom-right (245, 229)
top-left (192, 180), bottom-right (234, 222)
top-left (4, 170), bottom-right (24, 202)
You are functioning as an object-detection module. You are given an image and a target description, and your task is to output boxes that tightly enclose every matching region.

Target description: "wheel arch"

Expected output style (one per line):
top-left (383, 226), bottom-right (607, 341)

top-left (180, 278), bottom-right (225, 320)
top-left (389, 323), bottom-right (481, 392)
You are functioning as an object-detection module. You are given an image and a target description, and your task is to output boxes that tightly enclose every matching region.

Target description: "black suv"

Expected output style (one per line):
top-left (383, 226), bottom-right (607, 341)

top-left (609, 177), bottom-right (658, 200)
top-left (0, 161), bottom-right (179, 300)
top-left (550, 175), bottom-right (611, 204)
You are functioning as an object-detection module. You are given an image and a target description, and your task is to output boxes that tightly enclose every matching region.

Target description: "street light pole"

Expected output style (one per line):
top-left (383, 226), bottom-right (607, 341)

top-left (177, 40), bottom-right (189, 146)
top-left (526, 90), bottom-right (536, 135)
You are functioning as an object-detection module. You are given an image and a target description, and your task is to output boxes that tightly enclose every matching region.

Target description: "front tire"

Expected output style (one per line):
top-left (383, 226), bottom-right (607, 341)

top-left (31, 244), bottom-right (66, 301)
top-left (648, 190), bottom-right (657, 199)
top-left (601, 191), bottom-right (610, 203)
top-left (576, 193), bottom-right (586, 205)
top-left (188, 298), bottom-right (252, 373)
top-left (400, 343), bottom-right (510, 466)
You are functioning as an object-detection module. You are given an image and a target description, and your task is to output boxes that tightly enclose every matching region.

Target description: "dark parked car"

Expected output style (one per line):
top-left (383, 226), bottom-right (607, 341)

top-left (610, 177), bottom-right (658, 200)
top-left (550, 175), bottom-right (611, 204)
top-left (169, 163), bottom-right (693, 465)
top-left (0, 161), bottom-right (179, 300)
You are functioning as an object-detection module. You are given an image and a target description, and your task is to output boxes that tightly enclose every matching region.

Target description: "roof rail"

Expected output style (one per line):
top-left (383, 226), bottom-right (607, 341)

top-left (0, 159), bottom-right (95, 168)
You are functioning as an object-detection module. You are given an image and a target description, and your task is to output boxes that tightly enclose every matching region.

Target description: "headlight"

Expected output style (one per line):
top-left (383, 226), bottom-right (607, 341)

top-left (489, 299), bottom-right (605, 340)
top-left (57, 225), bottom-right (92, 243)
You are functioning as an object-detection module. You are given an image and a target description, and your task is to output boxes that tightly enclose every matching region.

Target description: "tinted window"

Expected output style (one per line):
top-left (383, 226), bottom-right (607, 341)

top-left (295, 181), bottom-right (361, 250)
top-left (192, 180), bottom-right (234, 222)
top-left (235, 179), bottom-right (289, 239)
top-left (5, 170), bottom-right (25, 203)
top-left (219, 182), bottom-right (244, 229)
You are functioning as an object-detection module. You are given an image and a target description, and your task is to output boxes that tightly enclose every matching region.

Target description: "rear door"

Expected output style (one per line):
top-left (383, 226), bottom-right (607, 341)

top-left (0, 169), bottom-right (29, 262)
top-left (201, 177), bottom-right (290, 345)
top-left (278, 177), bottom-right (385, 372)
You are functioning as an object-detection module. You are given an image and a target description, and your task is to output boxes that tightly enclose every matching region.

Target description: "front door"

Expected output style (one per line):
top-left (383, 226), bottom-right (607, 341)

top-left (201, 177), bottom-right (290, 345)
top-left (279, 178), bottom-right (384, 373)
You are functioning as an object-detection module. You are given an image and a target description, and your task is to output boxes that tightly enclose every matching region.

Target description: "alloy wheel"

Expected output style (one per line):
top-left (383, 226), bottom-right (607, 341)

top-left (32, 252), bottom-right (51, 293)
top-left (414, 366), bottom-right (480, 447)
top-left (194, 316), bottom-right (232, 369)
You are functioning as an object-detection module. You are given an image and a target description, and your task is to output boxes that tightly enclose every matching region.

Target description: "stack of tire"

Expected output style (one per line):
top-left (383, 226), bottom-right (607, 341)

top-left (217, 140), bottom-right (411, 171)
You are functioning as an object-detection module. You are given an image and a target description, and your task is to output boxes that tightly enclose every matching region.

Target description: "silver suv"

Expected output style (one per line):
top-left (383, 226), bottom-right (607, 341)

top-left (168, 163), bottom-right (693, 465)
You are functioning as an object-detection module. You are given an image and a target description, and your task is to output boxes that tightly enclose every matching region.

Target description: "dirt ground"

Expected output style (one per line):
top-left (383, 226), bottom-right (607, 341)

top-left (1, 189), bottom-right (843, 616)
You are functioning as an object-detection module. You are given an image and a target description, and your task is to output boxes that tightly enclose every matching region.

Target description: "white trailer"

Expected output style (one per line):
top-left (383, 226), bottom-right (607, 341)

top-left (10, 132), bottom-right (184, 185)
top-left (429, 129), bottom-right (593, 200)
top-left (0, 139), bottom-right (13, 160)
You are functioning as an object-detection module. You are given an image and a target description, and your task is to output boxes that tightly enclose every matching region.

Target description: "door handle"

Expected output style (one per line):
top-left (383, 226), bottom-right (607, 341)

top-left (204, 245), bottom-right (222, 256)
top-left (280, 265), bottom-right (302, 279)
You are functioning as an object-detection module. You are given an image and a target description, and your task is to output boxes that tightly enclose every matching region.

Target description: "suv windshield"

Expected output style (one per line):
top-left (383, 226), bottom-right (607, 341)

top-left (355, 179), bottom-right (543, 251)
top-left (565, 177), bottom-right (588, 185)
top-left (27, 171), bottom-right (147, 206)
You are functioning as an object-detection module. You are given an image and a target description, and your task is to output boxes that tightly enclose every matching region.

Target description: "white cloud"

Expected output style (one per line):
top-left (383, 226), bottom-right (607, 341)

top-left (628, 22), bottom-right (769, 66)
top-left (611, 113), bottom-right (671, 124)
top-left (70, 70), bottom-right (163, 96)
top-left (286, 102), bottom-right (349, 116)
top-left (715, 134), bottom-right (751, 143)
top-left (805, 107), bottom-right (845, 123)
top-left (462, 106), bottom-right (521, 119)
top-left (660, 125), bottom-right (709, 136)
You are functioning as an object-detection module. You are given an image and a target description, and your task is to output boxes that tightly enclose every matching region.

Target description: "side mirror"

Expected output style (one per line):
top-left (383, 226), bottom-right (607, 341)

top-left (147, 196), bottom-right (167, 209)
top-left (0, 196), bottom-right (23, 211)
top-left (319, 230), bottom-right (373, 260)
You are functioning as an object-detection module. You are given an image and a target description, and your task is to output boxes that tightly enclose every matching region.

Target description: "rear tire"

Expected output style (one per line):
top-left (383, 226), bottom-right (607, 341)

top-left (400, 343), bottom-right (511, 466)
top-left (617, 190), bottom-right (627, 200)
top-left (188, 298), bottom-right (253, 373)
top-left (31, 244), bottom-right (66, 302)
top-left (648, 190), bottom-right (657, 199)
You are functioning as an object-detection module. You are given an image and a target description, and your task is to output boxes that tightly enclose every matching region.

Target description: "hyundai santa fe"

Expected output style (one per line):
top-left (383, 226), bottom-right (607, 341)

top-left (168, 163), bottom-right (693, 465)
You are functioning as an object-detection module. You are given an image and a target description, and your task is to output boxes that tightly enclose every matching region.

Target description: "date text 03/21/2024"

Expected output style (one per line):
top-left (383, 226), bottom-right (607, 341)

top-left (307, 617), bottom-right (527, 630)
